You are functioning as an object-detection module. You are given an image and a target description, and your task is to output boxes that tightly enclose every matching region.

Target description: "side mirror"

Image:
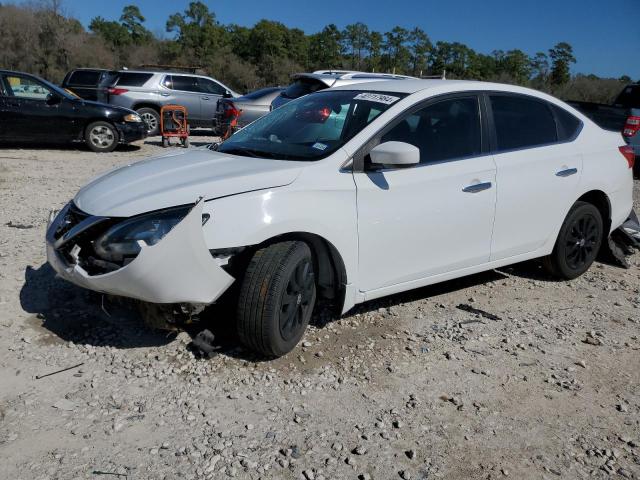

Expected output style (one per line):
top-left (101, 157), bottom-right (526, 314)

top-left (369, 141), bottom-right (420, 167)
top-left (223, 90), bottom-right (233, 99)
top-left (46, 93), bottom-right (62, 106)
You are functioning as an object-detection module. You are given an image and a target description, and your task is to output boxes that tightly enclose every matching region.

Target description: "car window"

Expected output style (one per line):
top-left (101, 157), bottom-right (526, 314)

top-left (5, 75), bottom-right (52, 100)
top-left (381, 96), bottom-right (482, 164)
top-left (282, 78), bottom-right (327, 99)
top-left (243, 87), bottom-right (282, 100)
top-left (115, 72), bottom-right (153, 87)
top-left (68, 70), bottom-right (101, 86)
top-left (196, 78), bottom-right (226, 95)
top-left (551, 105), bottom-right (582, 141)
top-left (169, 75), bottom-right (200, 93)
top-left (490, 95), bottom-right (557, 151)
top-left (0, 78), bottom-right (6, 96)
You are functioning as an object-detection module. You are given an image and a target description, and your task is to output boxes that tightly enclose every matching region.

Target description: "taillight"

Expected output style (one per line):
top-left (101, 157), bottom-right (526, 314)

top-left (107, 87), bottom-right (128, 95)
top-left (619, 145), bottom-right (636, 169)
top-left (623, 115), bottom-right (640, 137)
top-left (222, 102), bottom-right (240, 119)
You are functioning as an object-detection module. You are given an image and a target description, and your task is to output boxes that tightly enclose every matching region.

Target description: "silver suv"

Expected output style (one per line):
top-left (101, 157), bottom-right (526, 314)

top-left (103, 71), bottom-right (238, 135)
top-left (270, 70), bottom-right (417, 110)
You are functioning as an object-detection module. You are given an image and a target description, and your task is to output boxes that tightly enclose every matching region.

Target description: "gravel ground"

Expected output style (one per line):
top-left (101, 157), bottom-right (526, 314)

top-left (0, 136), bottom-right (639, 480)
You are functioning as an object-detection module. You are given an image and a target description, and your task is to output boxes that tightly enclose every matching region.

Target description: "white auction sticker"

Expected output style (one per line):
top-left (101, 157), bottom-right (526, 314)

top-left (312, 142), bottom-right (328, 150)
top-left (353, 92), bottom-right (401, 105)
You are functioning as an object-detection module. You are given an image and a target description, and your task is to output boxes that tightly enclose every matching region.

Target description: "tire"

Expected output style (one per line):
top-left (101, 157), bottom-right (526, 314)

top-left (183, 137), bottom-right (190, 148)
top-left (236, 241), bottom-right (316, 357)
top-left (136, 107), bottom-right (160, 136)
top-left (543, 201), bottom-right (603, 280)
top-left (85, 121), bottom-right (118, 153)
top-left (162, 137), bottom-right (169, 148)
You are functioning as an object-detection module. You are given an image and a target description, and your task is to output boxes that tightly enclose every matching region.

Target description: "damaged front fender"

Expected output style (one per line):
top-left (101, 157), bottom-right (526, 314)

top-left (46, 199), bottom-right (234, 304)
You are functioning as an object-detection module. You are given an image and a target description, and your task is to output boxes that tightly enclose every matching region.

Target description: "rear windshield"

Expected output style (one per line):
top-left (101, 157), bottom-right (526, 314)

top-left (218, 90), bottom-right (407, 161)
top-left (115, 72), bottom-right (153, 87)
top-left (614, 85), bottom-right (640, 108)
top-left (67, 70), bottom-right (101, 86)
top-left (282, 78), bottom-right (327, 99)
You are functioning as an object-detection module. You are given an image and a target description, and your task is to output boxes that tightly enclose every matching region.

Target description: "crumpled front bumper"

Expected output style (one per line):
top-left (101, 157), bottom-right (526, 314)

top-left (46, 200), bottom-right (234, 304)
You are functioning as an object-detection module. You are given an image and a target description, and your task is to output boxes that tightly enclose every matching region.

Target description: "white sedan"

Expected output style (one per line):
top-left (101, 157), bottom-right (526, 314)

top-left (46, 80), bottom-right (635, 357)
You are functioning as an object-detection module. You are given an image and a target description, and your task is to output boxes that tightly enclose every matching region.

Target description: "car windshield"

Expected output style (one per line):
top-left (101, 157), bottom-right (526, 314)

top-left (218, 90), bottom-right (407, 161)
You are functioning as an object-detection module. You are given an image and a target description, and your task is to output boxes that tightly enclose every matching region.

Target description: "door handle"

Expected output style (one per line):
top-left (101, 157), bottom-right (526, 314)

top-left (160, 93), bottom-right (170, 97)
top-left (201, 96), bottom-right (210, 101)
top-left (556, 168), bottom-right (577, 177)
top-left (462, 182), bottom-right (492, 193)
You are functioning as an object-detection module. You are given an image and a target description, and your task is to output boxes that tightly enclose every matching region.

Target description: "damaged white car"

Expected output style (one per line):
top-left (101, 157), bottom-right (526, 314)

top-left (46, 80), bottom-right (635, 357)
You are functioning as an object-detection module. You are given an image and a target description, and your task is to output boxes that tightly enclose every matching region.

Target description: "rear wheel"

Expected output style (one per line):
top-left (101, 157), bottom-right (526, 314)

top-left (85, 121), bottom-right (118, 153)
top-left (543, 201), bottom-right (603, 279)
top-left (137, 107), bottom-right (160, 136)
top-left (236, 241), bottom-right (316, 357)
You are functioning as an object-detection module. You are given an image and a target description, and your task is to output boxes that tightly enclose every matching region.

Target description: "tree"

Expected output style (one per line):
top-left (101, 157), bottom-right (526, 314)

top-left (308, 24), bottom-right (342, 70)
top-left (366, 31), bottom-right (383, 72)
top-left (342, 22), bottom-right (369, 69)
top-left (530, 51), bottom-right (549, 80)
top-left (383, 27), bottom-right (410, 73)
top-left (549, 42), bottom-right (575, 85)
top-left (120, 5), bottom-right (152, 43)
top-left (166, 1), bottom-right (222, 64)
top-left (408, 27), bottom-right (432, 76)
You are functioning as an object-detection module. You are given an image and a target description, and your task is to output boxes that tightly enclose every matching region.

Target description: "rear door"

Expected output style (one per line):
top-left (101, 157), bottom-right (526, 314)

top-left (487, 93), bottom-right (583, 260)
top-left (165, 75), bottom-right (202, 122)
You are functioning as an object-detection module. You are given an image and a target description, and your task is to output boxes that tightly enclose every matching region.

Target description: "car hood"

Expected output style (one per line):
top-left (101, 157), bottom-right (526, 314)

top-left (74, 149), bottom-right (304, 217)
top-left (73, 98), bottom-right (135, 115)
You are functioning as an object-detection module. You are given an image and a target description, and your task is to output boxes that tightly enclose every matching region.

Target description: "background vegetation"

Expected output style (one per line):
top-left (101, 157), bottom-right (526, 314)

top-left (0, 0), bottom-right (636, 102)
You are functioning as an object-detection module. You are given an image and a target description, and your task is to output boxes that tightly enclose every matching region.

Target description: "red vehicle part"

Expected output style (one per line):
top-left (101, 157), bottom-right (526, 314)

top-left (160, 104), bottom-right (190, 148)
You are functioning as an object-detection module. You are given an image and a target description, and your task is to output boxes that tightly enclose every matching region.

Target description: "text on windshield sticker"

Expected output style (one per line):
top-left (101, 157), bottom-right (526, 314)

top-left (353, 93), bottom-right (400, 105)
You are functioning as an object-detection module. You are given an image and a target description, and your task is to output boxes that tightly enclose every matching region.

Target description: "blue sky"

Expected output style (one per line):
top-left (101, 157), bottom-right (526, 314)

top-left (44, 0), bottom-right (640, 78)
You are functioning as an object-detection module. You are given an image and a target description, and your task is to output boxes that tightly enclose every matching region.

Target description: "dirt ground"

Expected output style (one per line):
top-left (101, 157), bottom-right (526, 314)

top-left (0, 135), bottom-right (639, 480)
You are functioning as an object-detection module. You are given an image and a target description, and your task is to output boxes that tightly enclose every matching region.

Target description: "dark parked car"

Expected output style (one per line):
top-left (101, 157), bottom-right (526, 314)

top-left (214, 86), bottom-right (283, 137)
top-left (0, 70), bottom-right (147, 152)
top-left (569, 84), bottom-right (639, 176)
top-left (61, 68), bottom-right (119, 101)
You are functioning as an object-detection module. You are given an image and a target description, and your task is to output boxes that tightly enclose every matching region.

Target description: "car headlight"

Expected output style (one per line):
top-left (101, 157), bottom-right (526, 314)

top-left (94, 205), bottom-right (191, 263)
top-left (124, 113), bottom-right (143, 123)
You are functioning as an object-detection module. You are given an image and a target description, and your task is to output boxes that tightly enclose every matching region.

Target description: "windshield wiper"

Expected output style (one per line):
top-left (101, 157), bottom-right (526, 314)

top-left (219, 147), bottom-right (262, 158)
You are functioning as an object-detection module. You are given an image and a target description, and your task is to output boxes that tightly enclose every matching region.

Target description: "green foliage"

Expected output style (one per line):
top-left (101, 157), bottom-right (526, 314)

top-left (0, 1), bottom-right (632, 101)
top-left (549, 42), bottom-right (576, 85)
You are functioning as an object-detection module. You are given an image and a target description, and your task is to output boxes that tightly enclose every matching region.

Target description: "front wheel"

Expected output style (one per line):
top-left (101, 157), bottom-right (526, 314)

top-left (543, 201), bottom-right (603, 279)
top-left (236, 241), bottom-right (316, 357)
top-left (85, 121), bottom-right (118, 153)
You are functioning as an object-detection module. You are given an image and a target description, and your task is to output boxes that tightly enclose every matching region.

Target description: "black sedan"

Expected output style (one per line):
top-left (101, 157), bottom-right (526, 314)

top-left (0, 70), bottom-right (147, 152)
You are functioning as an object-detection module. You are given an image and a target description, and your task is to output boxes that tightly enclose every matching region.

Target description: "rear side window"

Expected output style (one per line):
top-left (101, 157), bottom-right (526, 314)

top-left (381, 96), bottom-right (482, 164)
top-left (551, 105), bottom-right (582, 141)
top-left (283, 78), bottom-right (327, 99)
top-left (169, 75), bottom-right (199, 92)
top-left (490, 95), bottom-right (557, 151)
top-left (68, 70), bottom-right (101, 86)
top-left (115, 72), bottom-right (153, 87)
top-left (196, 78), bottom-right (226, 95)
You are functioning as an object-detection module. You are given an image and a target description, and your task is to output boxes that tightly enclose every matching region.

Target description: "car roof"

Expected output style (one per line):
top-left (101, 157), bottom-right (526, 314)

top-left (329, 79), bottom-right (566, 100)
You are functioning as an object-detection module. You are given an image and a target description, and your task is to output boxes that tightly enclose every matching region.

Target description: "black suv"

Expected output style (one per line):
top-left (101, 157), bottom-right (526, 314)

top-left (0, 70), bottom-right (147, 152)
top-left (61, 68), bottom-right (119, 102)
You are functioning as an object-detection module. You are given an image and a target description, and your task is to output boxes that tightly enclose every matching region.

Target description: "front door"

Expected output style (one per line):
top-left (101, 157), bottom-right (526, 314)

top-left (195, 77), bottom-right (227, 123)
top-left (165, 75), bottom-right (202, 122)
top-left (2, 73), bottom-right (78, 142)
top-left (354, 95), bottom-right (497, 293)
